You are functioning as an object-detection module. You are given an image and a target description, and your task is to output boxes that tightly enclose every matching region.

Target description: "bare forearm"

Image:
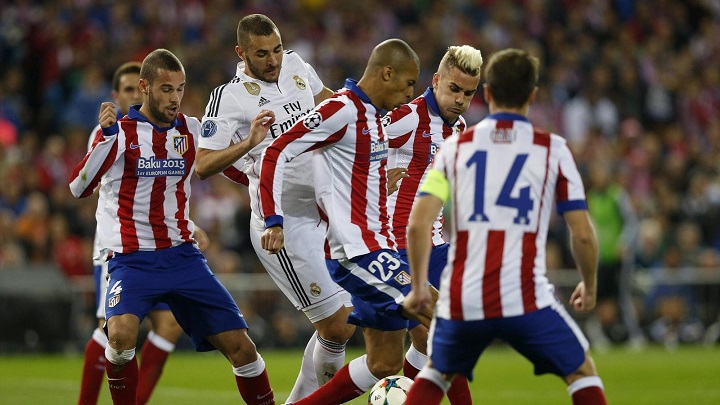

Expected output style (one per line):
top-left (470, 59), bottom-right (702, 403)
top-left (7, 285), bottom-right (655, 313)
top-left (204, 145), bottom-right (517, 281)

top-left (407, 224), bottom-right (431, 288)
top-left (568, 217), bottom-right (599, 292)
top-left (196, 143), bottom-right (251, 179)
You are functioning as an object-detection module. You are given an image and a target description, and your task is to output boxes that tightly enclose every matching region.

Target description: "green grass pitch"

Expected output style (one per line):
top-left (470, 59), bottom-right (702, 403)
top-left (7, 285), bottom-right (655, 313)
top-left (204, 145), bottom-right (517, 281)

top-left (1, 345), bottom-right (718, 404)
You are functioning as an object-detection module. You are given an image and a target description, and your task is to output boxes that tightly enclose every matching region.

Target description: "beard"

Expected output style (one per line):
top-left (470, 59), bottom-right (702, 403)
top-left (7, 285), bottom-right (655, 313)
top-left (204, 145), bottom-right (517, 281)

top-left (246, 57), bottom-right (281, 83)
top-left (147, 90), bottom-right (178, 124)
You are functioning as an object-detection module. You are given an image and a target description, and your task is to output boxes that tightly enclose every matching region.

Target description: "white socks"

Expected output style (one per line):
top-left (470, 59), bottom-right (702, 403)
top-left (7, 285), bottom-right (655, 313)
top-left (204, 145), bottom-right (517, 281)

top-left (92, 328), bottom-right (108, 348)
top-left (146, 330), bottom-right (176, 352)
top-left (314, 334), bottom-right (346, 384)
top-left (287, 331), bottom-right (320, 402)
top-left (348, 355), bottom-right (379, 391)
top-left (405, 344), bottom-right (427, 370)
top-left (417, 366), bottom-right (452, 393)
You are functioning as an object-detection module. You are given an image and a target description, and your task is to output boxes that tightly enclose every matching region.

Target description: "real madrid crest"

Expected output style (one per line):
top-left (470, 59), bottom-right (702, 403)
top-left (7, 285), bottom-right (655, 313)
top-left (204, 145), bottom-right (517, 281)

top-left (294, 75), bottom-right (306, 90)
top-left (243, 82), bottom-right (261, 96)
top-left (309, 282), bottom-right (321, 297)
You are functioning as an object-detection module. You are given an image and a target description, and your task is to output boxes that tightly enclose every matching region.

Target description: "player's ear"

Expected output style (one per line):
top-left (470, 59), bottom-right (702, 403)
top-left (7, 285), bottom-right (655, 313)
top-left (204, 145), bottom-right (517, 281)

top-left (382, 66), bottom-right (394, 82)
top-left (235, 45), bottom-right (244, 61)
top-left (483, 83), bottom-right (491, 104)
top-left (139, 79), bottom-right (149, 95)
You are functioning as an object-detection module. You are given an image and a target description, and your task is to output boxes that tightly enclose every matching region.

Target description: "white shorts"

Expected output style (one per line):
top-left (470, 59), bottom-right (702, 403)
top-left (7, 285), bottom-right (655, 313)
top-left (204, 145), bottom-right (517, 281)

top-left (249, 214), bottom-right (351, 323)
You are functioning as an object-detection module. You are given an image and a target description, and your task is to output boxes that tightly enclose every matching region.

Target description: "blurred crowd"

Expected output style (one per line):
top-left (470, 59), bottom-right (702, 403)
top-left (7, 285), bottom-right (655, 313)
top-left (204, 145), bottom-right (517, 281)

top-left (0, 0), bottom-right (719, 349)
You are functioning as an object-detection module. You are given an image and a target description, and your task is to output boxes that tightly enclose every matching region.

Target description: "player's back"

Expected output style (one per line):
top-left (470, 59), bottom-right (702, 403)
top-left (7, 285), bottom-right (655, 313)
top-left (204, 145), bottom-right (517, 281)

top-left (436, 113), bottom-right (586, 320)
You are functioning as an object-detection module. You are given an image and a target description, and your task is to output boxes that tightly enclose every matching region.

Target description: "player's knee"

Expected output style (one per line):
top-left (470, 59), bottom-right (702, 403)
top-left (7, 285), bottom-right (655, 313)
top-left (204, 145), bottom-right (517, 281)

top-left (319, 322), bottom-right (355, 343)
top-left (565, 353), bottom-right (599, 384)
top-left (225, 336), bottom-right (259, 367)
top-left (105, 344), bottom-right (135, 365)
top-left (408, 326), bottom-right (429, 354)
top-left (367, 356), bottom-right (404, 378)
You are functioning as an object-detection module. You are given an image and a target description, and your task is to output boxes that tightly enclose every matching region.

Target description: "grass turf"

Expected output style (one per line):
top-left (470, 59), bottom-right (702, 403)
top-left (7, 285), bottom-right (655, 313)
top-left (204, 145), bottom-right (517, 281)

top-left (1, 345), bottom-right (718, 404)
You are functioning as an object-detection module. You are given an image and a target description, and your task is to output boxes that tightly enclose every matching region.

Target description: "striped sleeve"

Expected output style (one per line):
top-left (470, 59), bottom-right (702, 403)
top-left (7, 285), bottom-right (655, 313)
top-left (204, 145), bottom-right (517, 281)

top-left (69, 125), bottom-right (121, 198)
top-left (555, 141), bottom-right (587, 213)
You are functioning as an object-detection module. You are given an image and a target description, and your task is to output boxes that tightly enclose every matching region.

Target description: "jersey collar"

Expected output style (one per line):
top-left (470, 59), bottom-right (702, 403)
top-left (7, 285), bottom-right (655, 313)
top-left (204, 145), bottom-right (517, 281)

top-left (487, 112), bottom-right (530, 123)
top-left (127, 105), bottom-right (181, 133)
top-left (423, 87), bottom-right (460, 128)
top-left (344, 79), bottom-right (380, 112)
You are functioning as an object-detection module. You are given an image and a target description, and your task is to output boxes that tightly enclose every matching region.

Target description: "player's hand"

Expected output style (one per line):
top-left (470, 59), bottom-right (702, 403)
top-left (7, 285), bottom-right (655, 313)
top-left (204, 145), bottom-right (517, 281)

top-left (402, 285), bottom-right (432, 317)
top-left (245, 109), bottom-right (276, 150)
top-left (569, 281), bottom-right (596, 312)
top-left (387, 167), bottom-right (409, 195)
top-left (98, 102), bottom-right (118, 129)
top-left (193, 226), bottom-right (210, 251)
top-left (261, 225), bottom-right (284, 254)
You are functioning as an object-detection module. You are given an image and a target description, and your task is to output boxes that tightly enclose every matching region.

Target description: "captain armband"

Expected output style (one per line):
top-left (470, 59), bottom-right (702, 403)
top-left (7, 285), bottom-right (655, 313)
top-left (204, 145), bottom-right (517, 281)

top-left (418, 169), bottom-right (450, 204)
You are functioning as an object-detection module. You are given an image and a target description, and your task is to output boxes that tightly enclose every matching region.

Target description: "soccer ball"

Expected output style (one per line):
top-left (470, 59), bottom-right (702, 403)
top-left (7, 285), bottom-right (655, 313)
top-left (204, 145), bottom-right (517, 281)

top-left (367, 375), bottom-right (413, 405)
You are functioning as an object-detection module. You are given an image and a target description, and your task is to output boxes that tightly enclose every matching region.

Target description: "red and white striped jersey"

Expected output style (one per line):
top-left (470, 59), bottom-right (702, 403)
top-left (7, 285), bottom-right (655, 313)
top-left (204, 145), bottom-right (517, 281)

top-left (384, 87), bottom-right (466, 249)
top-left (427, 113), bottom-right (588, 321)
top-left (70, 107), bottom-right (201, 254)
top-left (260, 79), bottom-right (395, 260)
top-left (199, 51), bottom-right (325, 219)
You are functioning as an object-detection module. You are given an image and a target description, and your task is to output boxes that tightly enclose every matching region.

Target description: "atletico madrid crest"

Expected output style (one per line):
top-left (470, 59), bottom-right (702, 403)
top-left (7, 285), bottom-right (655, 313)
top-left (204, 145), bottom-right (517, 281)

top-left (173, 135), bottom-right (188, 155)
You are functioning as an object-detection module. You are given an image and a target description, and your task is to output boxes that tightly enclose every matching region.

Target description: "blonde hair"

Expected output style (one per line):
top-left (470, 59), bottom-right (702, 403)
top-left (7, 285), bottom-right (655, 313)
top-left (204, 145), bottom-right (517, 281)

top-left (439, 45), bottom-right (483, 77)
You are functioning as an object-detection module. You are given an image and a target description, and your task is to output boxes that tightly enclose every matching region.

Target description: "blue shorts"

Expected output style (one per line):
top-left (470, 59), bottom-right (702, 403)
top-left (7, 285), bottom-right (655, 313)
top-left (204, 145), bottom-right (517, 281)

top-left (106, 243), bottom-right (248, 351)
top-left (429, 302), bottom-right (588, 380)
top-left (95, 263), bottom-right (170, 318)
top-left (326, 249), bottom-right (411, 331)
top-left (398, 243), bottom-right (448, 329)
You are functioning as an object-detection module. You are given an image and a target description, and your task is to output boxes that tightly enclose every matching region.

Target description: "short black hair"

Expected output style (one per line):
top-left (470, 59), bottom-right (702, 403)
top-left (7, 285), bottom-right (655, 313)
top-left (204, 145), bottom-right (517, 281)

top-left (139, 49), bottom-right (184, 84)
top-left (237, 14), bottom-right (279, 49)
top-left (484, 48), bottom-right (539, 109)
top-left (112, 62), bottom-right (141, 92)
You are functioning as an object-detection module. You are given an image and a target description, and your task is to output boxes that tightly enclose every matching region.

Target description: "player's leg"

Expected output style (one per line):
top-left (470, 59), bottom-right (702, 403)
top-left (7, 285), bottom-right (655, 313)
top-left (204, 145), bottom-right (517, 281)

top-left (503, 302), bottom-right (607, 405)
top-left (78, 263), bottom-right (109, 405)
top-left (105, 313), bottom-right (141, 405)
top-left (289, 251), bottom-right (413, 404)
top-left (136, 307), bottom-right (183, 405)
top-left (249, 215), bottom-right (354, 400)
top-left (565, 355), bottom-right (607, 405)
top-left (166, 243), bottom-right (274, 405)
top-left (405, 360), bottom-right (453, 405)
top-left (407, 317), bottom-right (488, 405)
top-left (207, 329), bottom-right (275, 405)
top-left (403, 244), bottom-right (472, 404)
top-left (104, 256), bottom-right (154, 405)
top-left (290, 328), bottom-right (407, 405)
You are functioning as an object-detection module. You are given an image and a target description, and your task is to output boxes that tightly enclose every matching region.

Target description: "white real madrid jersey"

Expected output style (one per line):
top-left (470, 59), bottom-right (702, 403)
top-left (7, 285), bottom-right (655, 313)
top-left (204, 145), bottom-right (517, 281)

top-left (199, 51), bottom-right (325, 218)
top-left (384, 87), bottom-right (466, 249)
top-left (428, 113), bottom-right (588, 321)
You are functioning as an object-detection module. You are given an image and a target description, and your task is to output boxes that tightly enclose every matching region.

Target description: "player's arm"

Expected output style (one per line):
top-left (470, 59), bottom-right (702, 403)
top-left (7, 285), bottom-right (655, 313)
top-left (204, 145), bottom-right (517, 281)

top-left (564, 209), bottom-right (599, 312)
top-left (195, 110), bottom-right (275, 179)
top-left (404, 168), bottom-right (449, 316)
top-left (69, 102), bottom-right (121, 198)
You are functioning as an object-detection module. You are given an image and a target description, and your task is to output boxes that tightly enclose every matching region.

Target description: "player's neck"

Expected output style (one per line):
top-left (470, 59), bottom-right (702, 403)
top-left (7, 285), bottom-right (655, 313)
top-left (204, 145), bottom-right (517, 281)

top-left (489, 104), bottom-right (530, 117)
